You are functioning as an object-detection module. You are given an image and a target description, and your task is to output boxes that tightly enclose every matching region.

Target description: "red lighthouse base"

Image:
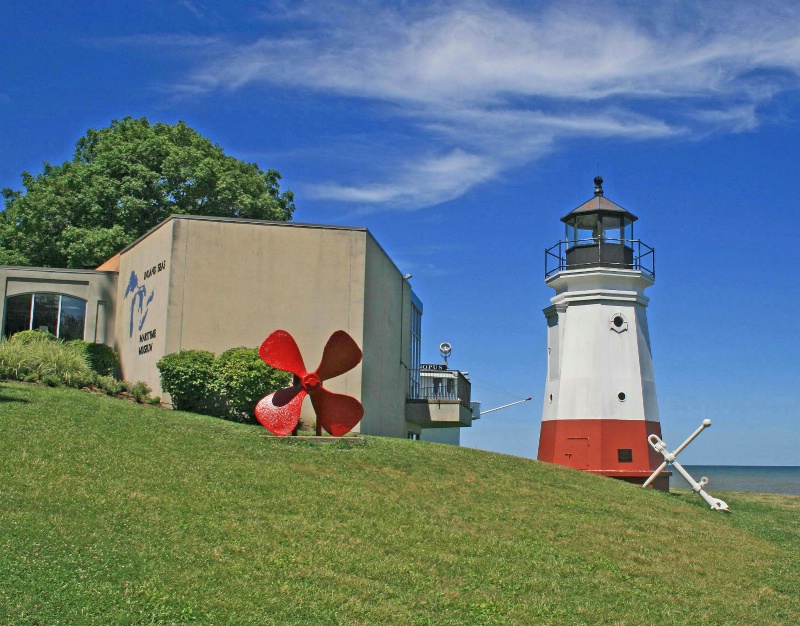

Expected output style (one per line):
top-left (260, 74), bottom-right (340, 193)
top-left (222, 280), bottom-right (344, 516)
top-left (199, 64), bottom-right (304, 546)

top-left (538, 419), bottom-right (670, 491)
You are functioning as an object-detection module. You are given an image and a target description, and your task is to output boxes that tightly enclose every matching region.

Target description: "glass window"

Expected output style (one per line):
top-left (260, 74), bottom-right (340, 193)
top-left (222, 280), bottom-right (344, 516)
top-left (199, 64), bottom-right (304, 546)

top-left (625, 220), bottom-right (633, 241)
top-left (32, 293), bottom-right (59, 335)
top-left (565, 222), bottom-right (577, 244)
top-left (601, 215), bottom-right (623, 242)
top-left (408, 299), bottom-right (422, 399)
top-left (4, 294), bottom-right (33, 336)
top-left (59, 296), bottom-right (87, 340)
top-left (4, 293), bottom-right (86, 340)
top-left (566, 215), bottom-right (600, 243)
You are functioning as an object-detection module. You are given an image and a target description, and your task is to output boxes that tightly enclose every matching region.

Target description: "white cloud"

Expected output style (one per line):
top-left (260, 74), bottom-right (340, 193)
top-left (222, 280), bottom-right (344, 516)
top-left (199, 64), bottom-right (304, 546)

top-left (161, 1), bottom-right (800, 210)
top-left (307, 149), bottom-right (498, 211)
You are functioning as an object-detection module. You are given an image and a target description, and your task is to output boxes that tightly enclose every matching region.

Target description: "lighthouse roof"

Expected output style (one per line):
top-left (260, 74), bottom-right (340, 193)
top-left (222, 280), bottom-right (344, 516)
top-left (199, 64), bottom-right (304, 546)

top-left (560, 177), bottom-right (638, 223)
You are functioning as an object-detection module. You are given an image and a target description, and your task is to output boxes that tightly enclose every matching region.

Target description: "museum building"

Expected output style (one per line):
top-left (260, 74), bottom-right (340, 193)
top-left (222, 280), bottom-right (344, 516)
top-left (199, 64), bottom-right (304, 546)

top-left (0, 215), bottom-right (475, 442)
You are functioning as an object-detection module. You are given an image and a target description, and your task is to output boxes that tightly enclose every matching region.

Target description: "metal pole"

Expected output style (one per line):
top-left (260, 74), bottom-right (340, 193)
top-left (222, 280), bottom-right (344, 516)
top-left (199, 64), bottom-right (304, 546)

top-left (672, 419), bottom-right (711, 458)
top-left (641, 460), bottom-right (668, 489)
top-left (479, 397), bottom-right (533, 415)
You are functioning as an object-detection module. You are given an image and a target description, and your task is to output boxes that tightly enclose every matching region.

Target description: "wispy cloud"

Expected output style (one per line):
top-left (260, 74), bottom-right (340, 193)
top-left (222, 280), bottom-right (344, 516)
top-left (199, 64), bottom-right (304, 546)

top-left (160, 1), bottom-right (800, 210)
top-left (307, 149), bottom-right (498, 211)
top-left (177, 0), bottom-right (204, 19)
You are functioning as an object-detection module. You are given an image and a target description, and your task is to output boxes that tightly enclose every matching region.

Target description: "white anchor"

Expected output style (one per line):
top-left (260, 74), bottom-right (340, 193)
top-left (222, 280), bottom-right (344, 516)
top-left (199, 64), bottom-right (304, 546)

top-left (643, 419), bottom-right (730, 512)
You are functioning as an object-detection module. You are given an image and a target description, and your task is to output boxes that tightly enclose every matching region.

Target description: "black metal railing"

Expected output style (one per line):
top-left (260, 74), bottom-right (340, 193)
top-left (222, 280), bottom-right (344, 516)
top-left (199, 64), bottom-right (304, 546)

top-left (544, 238), bottom-right (654, 278)
top-left (407, 375), bottom-right (420, 400)
top-left (407, 370), bottom-right (471, 409)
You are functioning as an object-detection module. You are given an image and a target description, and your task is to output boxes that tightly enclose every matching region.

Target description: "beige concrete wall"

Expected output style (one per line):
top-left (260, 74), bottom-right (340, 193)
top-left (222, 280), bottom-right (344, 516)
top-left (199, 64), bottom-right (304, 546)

top-left (405, 400), bottom-right (474, 427)
top-left (116, 220), bottom-right (175, 395)
top-left (360, 234), bottom-right (410, 438)
top-left (0, 267), bottom-right (118, 344)
top-left (163, 217), bottom-right (368, 424)
top-left (421, 427), bottom-right (461, 445)
top-left (109, 215), bottom-right (414, 437)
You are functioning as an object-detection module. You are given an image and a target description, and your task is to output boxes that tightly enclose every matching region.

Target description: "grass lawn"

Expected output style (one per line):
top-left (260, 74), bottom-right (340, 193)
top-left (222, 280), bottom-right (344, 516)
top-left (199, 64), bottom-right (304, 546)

top-left (0, 382), bottom-right (798, 625)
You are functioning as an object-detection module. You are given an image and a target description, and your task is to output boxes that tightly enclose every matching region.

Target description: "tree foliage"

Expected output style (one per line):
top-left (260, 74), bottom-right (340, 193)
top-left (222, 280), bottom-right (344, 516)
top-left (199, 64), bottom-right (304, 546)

top-left (1, 117), bottom-right (295, 268)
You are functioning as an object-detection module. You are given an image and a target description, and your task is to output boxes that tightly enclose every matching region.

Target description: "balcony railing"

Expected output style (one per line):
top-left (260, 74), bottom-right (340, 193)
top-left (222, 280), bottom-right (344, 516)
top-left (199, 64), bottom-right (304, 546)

top-left (407, 370), bottom-right (471, 409)
top-left (545, 238), bottom-right (654, 278)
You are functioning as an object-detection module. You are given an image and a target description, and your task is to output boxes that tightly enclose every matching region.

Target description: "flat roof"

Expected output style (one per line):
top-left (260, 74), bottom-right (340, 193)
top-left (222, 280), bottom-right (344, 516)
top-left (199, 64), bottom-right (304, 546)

top-left (119, 213), bottom-right (369, 256)
top-left (0, 265), bottom-right (118, 276)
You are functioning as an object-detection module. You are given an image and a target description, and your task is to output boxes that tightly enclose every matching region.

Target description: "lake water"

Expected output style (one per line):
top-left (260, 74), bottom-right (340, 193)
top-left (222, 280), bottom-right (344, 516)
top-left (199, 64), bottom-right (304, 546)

top-left (675, 465), bottom-right (800, 496)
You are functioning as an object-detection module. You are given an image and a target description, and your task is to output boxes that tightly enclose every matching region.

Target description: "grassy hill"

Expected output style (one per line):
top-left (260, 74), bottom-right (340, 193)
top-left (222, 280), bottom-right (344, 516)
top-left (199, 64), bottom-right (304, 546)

top-left (0, 382), bottom-right (797, 625)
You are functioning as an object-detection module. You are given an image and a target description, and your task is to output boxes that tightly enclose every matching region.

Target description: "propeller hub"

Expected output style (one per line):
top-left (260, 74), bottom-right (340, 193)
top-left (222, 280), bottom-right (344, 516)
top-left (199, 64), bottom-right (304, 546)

top-left (301, 372), bottom-right (322, 392)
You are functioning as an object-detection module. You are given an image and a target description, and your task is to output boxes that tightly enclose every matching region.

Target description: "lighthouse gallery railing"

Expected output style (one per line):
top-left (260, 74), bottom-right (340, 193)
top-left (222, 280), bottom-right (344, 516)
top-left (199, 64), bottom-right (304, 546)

top-left (545, 238), bottom-right (654, 278)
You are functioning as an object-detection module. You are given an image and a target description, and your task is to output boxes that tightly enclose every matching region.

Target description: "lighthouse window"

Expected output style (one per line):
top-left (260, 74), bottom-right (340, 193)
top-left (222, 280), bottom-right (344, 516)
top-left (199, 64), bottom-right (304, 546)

top-left (618, 392), bottom-right (626, 401)
top-left (602, 215), bottom-right (624, 242)
top-left (610, 313), bottom-right (628, 333)
top-left (618, 449), bottom-right (633, 463)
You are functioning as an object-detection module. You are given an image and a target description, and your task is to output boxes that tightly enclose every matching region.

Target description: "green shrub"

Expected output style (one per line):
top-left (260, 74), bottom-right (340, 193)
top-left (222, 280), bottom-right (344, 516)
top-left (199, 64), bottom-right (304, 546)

top-left (128, 381), bottom-right (153, 404)
top-left (157, 350), bottom-right (218, 413)
top-left (0, 336), bottom-right (160, 406)
top-left (92, 374), bottom-right (128, 396)
top-left (212, 347), bottom-right (293, 422)
top-left (8, 329), bottom-right (57, 345)
top-left (0, 336), bottom-right (94, 387)
top-left (68, 341), bottom-right (120, 376)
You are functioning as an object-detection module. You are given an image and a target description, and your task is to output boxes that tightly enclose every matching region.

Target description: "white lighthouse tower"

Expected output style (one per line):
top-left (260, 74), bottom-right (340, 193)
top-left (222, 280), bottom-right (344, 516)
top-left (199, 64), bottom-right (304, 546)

top-left (538, 177), bottom-right (668, 490)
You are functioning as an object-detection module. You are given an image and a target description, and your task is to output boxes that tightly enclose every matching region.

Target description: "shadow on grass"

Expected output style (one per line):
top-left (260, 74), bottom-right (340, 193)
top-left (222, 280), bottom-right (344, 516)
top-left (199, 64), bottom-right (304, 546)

top-left (0, 386), bottom-right (31, 403)
top-left (0, 395), bottom-right (30, 403)
top-left (261, 435), bottom-right (367, 451)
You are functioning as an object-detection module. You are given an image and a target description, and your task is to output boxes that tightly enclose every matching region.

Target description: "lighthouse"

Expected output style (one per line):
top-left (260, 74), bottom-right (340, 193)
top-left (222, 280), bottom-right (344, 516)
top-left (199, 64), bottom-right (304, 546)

top-left (538, 177), bottom-right (668, 490)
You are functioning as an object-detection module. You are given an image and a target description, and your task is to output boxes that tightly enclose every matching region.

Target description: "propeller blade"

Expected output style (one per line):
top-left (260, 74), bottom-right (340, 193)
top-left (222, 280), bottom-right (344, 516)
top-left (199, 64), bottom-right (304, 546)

top-left (315, 330), bottom-right (362, 381)
top-left (259, 330), bottom-right (307, 376)
top-left (255, 385), bottom-right (306, 436)
top-left (310, 387), bottom-right (364, 437)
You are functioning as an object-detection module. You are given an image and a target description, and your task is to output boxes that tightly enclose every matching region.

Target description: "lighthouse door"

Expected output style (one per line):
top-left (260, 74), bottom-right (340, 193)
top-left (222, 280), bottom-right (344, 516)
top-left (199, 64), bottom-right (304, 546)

top-left (563, 437), bottom-right (590, 469)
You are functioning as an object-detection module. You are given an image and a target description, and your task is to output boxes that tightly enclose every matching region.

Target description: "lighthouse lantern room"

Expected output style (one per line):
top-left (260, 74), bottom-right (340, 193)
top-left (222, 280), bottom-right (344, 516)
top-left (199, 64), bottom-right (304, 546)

top-left (539, 177), bottom-right (668, 490)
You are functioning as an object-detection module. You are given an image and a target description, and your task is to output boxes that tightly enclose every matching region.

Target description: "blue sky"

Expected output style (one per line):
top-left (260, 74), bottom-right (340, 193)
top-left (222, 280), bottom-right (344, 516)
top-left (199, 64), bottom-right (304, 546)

top-left (3, 0), bottom-right (799, 465)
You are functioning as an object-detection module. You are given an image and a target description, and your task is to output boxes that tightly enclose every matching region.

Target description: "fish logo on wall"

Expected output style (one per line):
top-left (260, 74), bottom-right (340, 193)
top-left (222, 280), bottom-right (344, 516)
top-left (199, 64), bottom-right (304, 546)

top-left (124, 270), bottom-right (155, 339)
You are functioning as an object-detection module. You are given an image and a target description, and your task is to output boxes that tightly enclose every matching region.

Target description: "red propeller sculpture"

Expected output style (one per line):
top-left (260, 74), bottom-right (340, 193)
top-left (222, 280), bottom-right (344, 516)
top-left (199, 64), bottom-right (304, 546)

top-left (255, 330), bottom-right (364, 437)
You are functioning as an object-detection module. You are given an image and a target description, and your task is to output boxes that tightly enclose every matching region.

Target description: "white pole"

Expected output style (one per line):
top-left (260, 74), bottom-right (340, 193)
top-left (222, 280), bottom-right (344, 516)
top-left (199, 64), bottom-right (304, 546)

top-left (641, 460), bottom-right (668, 489)
top-left (672, 419), bottom-right (712, 457)
top-left (480, 397), bottom-right (532, 415)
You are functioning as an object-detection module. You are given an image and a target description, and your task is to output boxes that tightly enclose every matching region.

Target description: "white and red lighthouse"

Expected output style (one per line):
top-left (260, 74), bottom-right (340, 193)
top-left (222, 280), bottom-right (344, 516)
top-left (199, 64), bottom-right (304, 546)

top-left (538, 177), bottom-right (668, 490)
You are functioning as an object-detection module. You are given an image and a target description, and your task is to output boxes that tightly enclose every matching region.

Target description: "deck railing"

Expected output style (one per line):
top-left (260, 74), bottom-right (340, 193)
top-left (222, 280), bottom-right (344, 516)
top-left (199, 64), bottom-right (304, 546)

top-left (407, 370), bottom-right (471, 409)
top-left (545, 238), bottom-right (654, 278)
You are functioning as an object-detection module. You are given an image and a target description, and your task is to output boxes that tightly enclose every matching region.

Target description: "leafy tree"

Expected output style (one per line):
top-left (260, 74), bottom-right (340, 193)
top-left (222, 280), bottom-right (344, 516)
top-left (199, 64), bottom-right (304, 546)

top-left (1, 117), bottom-right (295, 268)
